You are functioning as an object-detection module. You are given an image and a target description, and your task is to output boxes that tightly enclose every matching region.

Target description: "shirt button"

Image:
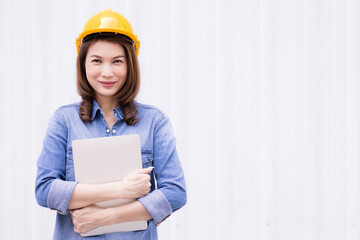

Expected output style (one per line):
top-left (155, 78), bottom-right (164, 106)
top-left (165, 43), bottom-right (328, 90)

top-left (114, 112), bottom-right (118, 115)
top-left (112, 129), bottom-right (117, 133)
top-left (106, 129), bottom-right (110, 133)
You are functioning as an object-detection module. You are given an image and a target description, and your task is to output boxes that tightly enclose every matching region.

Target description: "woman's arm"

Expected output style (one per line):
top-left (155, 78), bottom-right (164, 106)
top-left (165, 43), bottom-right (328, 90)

top-left (68, 167), bottom-right (153, 209)
top-left (35, 110), bottom-right (74, 214)
top-left (71, 201), bottom-right (152, 234)
top-left (137, 114), bottom-right (187, 224)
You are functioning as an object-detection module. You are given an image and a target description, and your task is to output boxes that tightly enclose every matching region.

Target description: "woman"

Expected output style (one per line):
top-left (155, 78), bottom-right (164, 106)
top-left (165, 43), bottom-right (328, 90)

top-left (35, 9), bottom-right (186, 240)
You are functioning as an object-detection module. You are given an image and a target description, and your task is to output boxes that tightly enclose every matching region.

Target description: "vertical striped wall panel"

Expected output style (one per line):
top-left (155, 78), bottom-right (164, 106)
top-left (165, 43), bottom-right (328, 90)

top-left (0, 0), bottom-right (359, 239)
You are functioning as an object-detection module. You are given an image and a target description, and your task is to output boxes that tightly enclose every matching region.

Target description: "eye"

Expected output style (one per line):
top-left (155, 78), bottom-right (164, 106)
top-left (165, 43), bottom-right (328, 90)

top-left (113, 59), bottom-right (123, 64)
top-left (91, 59), bottom-right (101, 63)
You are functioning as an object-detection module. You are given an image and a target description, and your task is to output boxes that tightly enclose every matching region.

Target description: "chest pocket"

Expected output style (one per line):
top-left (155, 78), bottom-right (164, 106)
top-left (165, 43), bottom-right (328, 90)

top-left (65, 150), bottom-right (75, 181)
top-left (141, 150), bottom-right (154, 168)
top-left (141, 150), bottom-right (156, 191)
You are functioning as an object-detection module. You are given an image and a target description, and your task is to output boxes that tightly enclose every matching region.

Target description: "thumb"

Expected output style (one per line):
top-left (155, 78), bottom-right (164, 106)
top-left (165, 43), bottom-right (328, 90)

top-left (135, 167), bottom-right (154, 174)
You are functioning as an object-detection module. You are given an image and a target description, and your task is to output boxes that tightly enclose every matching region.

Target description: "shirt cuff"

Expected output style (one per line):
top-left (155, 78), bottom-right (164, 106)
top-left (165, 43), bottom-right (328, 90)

top-left (138, 189), bottom-right (173, 225)
top-left (47, 179), bottom-right (78, 215)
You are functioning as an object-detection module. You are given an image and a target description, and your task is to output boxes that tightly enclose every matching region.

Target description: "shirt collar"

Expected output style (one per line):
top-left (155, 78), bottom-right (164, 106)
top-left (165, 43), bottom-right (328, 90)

top-left (113, 105), bottom-right (124, 120)
top-left (91, 100), bottom-right (101, 121)
top-left (91, 100), bottom-right (124, 121)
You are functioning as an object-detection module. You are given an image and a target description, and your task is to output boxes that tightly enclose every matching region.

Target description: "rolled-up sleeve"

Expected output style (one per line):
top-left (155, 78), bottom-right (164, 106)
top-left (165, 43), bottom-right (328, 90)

top-left (138, 114), bottom-right (187, 224)
top-left (35, 110), bottom-right (77, 215)
top-left (47, 179), bottom-right (77, 214)
top-left (138, 190), bottom-right (172, 224)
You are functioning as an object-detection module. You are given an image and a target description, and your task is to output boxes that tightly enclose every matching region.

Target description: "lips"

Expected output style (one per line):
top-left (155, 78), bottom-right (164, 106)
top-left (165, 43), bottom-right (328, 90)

top-left (99, 81), bottom-right (116, 87)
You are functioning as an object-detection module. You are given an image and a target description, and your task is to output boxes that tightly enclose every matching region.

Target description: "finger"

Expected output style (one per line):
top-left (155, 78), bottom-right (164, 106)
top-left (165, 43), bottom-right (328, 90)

top-left (135, 167), bottom-right (154, 174)
top-left (73, 225), bottom-right (79, 233)
top-left (70, 210), bottom-right (76, 217)
top-left (70, 209), bottom-right (81, 217)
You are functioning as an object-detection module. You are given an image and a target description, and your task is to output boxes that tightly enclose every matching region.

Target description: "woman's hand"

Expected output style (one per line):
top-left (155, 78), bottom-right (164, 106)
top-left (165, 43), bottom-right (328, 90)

top-left (71, 205), bottom-right (113, 234)
top-left (119, 167), bottom-right (153, 199)
top-left (68, 167), bottom-right (153, 210)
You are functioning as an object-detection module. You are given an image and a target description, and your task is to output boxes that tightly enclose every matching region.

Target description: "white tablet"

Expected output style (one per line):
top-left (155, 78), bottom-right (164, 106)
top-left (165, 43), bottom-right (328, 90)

top-left (72, 134), bottom-right (147, 236)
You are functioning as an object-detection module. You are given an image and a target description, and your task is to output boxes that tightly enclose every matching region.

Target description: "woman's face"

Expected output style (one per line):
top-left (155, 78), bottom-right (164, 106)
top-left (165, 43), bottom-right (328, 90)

top-left (85, 40), bottom-right (128, 102)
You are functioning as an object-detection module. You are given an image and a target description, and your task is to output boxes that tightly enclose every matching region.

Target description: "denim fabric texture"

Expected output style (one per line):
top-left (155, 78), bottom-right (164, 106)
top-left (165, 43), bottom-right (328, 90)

top-left (35, 100), bottom-right (187, 240)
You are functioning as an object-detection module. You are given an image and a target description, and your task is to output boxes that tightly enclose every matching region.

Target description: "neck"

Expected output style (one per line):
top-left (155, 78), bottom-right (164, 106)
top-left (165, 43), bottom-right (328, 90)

top-left (95, 95), bottom-right (118, 115)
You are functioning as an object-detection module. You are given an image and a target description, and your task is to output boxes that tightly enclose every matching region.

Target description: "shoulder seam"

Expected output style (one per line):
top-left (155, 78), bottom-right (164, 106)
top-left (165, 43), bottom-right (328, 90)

top-left (57, 102), bottom-right (81, 111)
top-left (136, 102), bottom-right (166, 117)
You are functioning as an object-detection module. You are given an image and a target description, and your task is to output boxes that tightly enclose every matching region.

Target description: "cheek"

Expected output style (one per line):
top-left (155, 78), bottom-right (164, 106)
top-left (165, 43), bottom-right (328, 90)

top-left (85, 63), bottom-right (98, 80)
top-left (116, 65), bottom-right (128, 79)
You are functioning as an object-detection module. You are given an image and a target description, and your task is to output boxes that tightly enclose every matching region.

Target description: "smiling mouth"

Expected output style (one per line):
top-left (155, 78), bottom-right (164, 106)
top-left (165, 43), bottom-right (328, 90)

top-left (99, 81), bottom-right (116, 87)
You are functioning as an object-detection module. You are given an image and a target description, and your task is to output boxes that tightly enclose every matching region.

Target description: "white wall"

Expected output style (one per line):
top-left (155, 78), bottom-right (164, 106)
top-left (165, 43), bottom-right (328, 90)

top-left (0, 0), bottom-right (359, 239)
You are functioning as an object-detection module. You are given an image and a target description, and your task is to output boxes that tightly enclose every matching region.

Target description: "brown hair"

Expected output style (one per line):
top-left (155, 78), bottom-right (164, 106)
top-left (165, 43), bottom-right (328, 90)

top-left (76, 34), bottom-right (140, 125)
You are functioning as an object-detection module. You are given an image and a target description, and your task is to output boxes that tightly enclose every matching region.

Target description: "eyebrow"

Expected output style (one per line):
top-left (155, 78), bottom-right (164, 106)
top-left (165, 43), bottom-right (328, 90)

top-left (89, 54), bottom-right (125, 59)
top-left (113, 55), bottom-right (125, 59)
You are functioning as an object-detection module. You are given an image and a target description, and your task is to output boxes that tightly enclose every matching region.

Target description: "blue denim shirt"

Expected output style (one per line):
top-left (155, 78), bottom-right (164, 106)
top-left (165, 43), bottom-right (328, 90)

top-left (35, 101), bottom-right (187, 240)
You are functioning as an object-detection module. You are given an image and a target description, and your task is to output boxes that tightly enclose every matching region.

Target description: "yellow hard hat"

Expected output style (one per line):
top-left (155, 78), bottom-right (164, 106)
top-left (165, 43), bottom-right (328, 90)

top-left (76, 9), bottom-right (140, 56)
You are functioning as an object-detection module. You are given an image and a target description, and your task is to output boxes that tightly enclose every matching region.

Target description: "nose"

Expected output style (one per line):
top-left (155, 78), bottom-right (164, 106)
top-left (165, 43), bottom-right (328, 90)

top-left (101, 63), bottom-right (114, 78)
